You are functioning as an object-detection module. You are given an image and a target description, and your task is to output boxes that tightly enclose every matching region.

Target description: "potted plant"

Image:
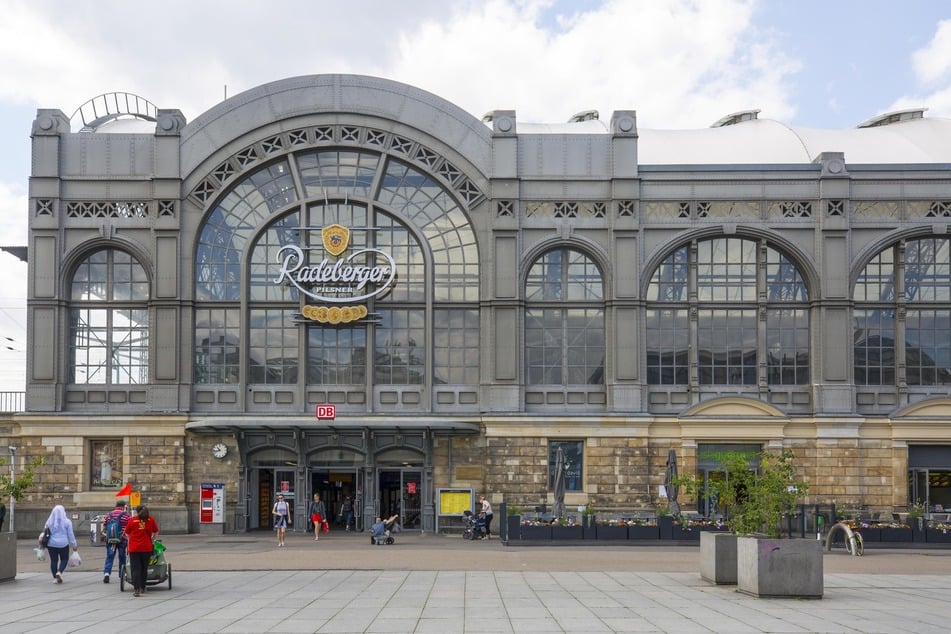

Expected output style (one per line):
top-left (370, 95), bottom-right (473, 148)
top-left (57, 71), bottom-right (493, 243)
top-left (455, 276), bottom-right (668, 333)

top-left (731, 451), bottom-right (820, 599)
top-left (595, 517), bottom-right (629, 540)
top-left (519, 516), bottom-right (551, 540)
top-left (0, 453), bottom-right (44, 582)
top-left (504, 505), bottom-right (522, 542)
top-left (926, 521), bottom-right (951, 544)
top-left (627, 517), bottom-right (660, 540)
top-left (673, 449), bottom-right (819, 596)
top-left (908, 502), bottom-right (926, 541)
top-left (550, 516), bottom-right (584, 540)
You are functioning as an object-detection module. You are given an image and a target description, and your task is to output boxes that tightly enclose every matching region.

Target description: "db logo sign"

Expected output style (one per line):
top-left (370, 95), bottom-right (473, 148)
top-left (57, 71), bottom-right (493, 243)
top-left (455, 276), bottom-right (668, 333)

top-left (315, 404), bottom-right (336, 420)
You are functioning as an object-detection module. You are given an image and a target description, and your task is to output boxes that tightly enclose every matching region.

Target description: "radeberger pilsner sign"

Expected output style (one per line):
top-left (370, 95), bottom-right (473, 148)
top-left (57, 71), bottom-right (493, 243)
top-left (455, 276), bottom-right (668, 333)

top-left (273, 224), bottom-right (396, 324)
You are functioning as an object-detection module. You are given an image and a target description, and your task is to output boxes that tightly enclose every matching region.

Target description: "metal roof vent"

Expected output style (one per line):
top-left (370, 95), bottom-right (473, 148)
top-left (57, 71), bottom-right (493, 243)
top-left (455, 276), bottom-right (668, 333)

top-left (857, 108), bottom-right (927, 129)
top-left (711, 109), bottom-right (761, 128)
top-left (568, 109), bottom-right (599, 123)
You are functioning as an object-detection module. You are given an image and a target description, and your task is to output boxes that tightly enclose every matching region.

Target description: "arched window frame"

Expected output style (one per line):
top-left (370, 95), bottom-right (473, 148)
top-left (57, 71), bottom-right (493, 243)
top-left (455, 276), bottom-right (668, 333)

top-left (853, 236), bottom-right (951, 386)
top-left (68, 248), bottom-right (150, 385)
top-left (524, 246), bottom-right (605, 387)
top-left (645, 237), bottom-right (810, 386)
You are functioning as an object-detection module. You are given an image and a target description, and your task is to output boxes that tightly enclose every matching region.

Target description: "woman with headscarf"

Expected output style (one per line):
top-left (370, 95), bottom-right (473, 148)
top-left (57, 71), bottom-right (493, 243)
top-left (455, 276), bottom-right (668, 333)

top-left (122, 505), bottom-right (159, 597)
top-left (43, 504), bottom-right (78, 584)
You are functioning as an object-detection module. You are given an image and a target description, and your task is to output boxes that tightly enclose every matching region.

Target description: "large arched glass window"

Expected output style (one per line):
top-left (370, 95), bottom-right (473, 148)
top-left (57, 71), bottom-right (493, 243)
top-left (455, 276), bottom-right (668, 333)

top-left (854, 237), bottom-right (951, 385)
top-left (69, 249), bottom-right (149, 384)
top-left (646, 237), bottom-right (809, 385)
top-left (193, 147), bottom-right (480, 394)
top-left (524, 247), bottom-right (605, 386)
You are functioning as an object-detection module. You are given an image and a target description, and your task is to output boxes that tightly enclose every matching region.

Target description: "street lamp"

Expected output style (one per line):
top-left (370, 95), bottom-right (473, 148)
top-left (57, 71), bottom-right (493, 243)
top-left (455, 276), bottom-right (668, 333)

top-left (7, 446), bottom-right (15, 533)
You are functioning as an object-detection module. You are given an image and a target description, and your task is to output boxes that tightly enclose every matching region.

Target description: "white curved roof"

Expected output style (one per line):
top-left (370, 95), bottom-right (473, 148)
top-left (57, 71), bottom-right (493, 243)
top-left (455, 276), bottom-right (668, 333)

top-left (516, 116), bottom-right (951, 165)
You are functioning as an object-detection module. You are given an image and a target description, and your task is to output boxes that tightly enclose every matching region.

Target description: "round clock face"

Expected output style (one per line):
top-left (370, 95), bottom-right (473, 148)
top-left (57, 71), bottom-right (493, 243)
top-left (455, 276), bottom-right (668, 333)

top-left (212, 443), bottom-right (228, 459)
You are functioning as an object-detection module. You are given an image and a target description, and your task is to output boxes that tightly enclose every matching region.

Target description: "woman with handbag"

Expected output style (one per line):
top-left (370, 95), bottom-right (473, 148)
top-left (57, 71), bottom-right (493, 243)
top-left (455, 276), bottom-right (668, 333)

top-left (309, 493), bottom-right (326, 541)
top-left (123, 506), bottom-right (159, 597)
top-left (43, 504), bottom-right (78, 584)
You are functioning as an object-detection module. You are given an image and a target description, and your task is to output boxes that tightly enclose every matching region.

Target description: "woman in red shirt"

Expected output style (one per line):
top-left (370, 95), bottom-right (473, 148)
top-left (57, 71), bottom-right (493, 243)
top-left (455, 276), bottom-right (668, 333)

top-left (122, 505), bottom-right (159, 597)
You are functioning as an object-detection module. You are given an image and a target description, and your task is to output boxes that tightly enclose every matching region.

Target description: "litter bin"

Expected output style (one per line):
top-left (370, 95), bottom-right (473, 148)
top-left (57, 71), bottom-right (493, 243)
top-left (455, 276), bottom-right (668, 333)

top-left (89, 514), bottom-right (105, 547)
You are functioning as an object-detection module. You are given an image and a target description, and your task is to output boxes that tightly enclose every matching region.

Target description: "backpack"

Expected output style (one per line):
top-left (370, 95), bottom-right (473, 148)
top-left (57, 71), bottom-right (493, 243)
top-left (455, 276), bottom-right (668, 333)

top-left (105, 515), bottom-right (123, 545)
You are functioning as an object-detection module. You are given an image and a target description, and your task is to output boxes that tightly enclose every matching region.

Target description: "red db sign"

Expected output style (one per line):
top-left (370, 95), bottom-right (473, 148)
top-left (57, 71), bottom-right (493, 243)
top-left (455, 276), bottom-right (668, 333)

top-left (316, 404), bottom-right (336, 420)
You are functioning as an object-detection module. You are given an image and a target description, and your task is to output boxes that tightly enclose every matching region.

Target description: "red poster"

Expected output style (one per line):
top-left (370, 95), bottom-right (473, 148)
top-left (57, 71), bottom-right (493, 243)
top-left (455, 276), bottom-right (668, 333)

top-left (407, 481), bottom-right (417, 494)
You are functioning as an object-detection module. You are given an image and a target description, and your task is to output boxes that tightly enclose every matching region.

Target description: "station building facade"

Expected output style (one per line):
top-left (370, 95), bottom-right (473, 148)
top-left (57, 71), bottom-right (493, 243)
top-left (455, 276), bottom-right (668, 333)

top-left (8, 75), bottom-right (951, 533)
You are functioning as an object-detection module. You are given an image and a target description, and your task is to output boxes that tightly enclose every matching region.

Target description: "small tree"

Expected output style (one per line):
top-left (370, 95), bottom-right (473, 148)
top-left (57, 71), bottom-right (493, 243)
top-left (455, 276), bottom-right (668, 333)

top-left (671, 449), bottom-right (807, 538)
top-left (0, 454), bottom-right (44, 531)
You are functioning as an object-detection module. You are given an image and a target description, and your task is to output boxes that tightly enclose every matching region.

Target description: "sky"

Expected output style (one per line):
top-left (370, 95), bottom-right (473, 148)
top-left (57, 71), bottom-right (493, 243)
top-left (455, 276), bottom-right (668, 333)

top-left (0, 0), bottom-right (950, 391)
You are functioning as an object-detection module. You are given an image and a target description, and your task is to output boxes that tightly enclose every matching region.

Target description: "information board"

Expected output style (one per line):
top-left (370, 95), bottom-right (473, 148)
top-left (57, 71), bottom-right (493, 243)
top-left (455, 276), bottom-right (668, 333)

top-left (436, 488), bottom-right (473, 532)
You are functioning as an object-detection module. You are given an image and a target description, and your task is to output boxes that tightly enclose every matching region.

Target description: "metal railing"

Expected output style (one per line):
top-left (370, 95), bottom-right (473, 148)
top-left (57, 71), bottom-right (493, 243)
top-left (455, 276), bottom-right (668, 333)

top-left (0, 392), bottom-right (25, 413)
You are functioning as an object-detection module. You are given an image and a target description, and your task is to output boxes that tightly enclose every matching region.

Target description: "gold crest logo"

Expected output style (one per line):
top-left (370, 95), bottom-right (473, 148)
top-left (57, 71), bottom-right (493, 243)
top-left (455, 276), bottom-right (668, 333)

top-left (321, 224), bottom-right (350, 257)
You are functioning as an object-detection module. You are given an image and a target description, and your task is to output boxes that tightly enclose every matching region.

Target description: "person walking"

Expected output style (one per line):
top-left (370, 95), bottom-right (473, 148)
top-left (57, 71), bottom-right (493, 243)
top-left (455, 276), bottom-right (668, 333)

top-left (43, 504), bottom-right (79, 584)
top-left (122, 505), bottom-right (159, 597)
top-left (340, 495), bottom-right (355, 531)
top-left (309, 493), bottom-right (326, 541)
top-left (479, 495), bottom-right (494, 540)
top-left (101, 500), bottom-right (131, 583)
top-left (272, 494), bottom-right (290, 547)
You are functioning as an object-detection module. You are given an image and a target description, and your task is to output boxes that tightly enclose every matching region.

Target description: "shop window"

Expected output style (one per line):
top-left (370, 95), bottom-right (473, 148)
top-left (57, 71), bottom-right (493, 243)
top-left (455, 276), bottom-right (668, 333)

top-left (549, 440), bottom-right (584, 492)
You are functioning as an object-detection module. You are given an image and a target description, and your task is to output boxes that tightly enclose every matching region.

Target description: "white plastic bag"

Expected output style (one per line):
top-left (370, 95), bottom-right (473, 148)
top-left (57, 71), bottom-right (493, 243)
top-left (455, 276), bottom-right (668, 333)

top-left (68, 550), bottom-right (82, 567)
top-left (33, 547), bottom-right (46, 561)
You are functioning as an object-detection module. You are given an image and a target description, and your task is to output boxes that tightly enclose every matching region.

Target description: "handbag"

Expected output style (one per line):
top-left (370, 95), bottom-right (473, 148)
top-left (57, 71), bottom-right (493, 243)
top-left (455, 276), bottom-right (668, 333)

top-left (322, 519), bottom-right (330, 533)
top-left (39, 527), bottom-right (51, 548)
top-left (68, 550), bottom-right (82, 567)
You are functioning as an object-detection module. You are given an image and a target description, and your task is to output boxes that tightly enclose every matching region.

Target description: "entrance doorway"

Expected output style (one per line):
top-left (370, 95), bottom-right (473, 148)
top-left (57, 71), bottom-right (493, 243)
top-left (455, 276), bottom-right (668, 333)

top-left (254, 467), bottom-right (297, 530)
top-left (379, 469), bottom-right (422, 530)
top-left (310, 470), bottom-right (363, 531)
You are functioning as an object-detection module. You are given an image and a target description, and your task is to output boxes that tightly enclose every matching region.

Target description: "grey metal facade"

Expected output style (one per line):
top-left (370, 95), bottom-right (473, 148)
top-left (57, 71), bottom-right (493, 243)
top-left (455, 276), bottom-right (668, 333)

top-left (13, 75), bottom-right (951, 533)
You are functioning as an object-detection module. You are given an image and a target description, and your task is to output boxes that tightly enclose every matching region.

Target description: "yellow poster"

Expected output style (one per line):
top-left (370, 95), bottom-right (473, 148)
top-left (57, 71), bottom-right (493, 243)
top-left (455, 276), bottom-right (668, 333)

top-left (130, 491), bottom-right (141, 507)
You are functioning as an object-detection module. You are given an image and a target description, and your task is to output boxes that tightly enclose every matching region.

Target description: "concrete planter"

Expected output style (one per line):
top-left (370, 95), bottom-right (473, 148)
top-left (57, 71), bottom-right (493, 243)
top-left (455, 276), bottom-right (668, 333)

top-left (551, 525), bottom-right (584, 540)
top-left (926, 528), bottom-right (951, 543)
top-left (700, 531), bottom-right (737, 585)
top-left (595, 525), bottom-right (628, 540)
top-left (672, 525), bottom-right (700, 540)
top-left (879, 527), bottom-right (913, 542)
top-left (627, 525), bottom-right (659, 540)
top-left (736, 536), bottom-right (823, 599)
top-left (519, 525), bottom-right (551, 540)
top-left (0, 532), bottom-right (16, 582)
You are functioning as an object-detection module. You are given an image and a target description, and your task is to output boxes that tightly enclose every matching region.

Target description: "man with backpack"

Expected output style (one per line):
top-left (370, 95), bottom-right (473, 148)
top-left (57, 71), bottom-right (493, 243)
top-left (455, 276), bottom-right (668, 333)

top-left (101, 501), bottom-right (131, 583)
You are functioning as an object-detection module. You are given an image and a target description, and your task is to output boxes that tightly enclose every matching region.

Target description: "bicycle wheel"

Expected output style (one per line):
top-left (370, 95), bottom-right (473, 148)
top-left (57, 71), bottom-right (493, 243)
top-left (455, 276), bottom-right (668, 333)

top-left (851, 532), bottom-right (865, 556)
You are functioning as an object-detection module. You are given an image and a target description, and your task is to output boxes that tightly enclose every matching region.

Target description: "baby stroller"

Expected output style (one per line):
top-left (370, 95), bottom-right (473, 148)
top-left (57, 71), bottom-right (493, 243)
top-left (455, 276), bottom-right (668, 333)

top-left (119, 539), bottom-right (171, 591)
top-left (462, 510), bottom-right (487, 540)
top-left (371, 514), bottom-right (398, 545)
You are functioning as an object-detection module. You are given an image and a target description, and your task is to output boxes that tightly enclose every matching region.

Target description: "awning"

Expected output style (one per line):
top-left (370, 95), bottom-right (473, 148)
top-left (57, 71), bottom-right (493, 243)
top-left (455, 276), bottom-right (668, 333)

top-left (185, 415), bottom-right (481, 434)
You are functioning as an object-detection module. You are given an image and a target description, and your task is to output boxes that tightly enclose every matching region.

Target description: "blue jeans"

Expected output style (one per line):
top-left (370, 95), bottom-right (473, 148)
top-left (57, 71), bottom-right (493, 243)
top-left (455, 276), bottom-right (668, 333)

top-left (103, 541), bottom-right (127, 576)
top-left (48, 545), bottom-right (69, 577)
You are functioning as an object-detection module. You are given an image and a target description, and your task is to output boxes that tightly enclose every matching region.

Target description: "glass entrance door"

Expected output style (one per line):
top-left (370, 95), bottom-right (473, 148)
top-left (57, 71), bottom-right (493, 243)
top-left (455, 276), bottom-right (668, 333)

top-left (379, 469), bottom-right (422, 530)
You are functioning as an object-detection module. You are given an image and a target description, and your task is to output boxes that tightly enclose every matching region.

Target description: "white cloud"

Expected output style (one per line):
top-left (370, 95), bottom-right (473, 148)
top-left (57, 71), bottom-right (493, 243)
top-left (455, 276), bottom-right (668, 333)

top-left (912, 19), bottom-right (951, 85)
top-left (0, 0), bottom-right (798, 128)
top-left (388, 0), bottom-right (798, 128)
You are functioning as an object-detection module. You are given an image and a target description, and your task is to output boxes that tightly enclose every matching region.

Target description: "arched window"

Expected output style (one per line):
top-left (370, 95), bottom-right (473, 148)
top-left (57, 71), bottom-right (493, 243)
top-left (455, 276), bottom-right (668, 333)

top-left (193, 148), bottom-right (480, 396)
top-left (854, 237), bottom-right (951, 385)
top-left (68, 249), bottom-right (149, 384)
top-left (524, 247), bottom-right (605, 386)
top-left (646, 237), bottom-right (809, 385)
